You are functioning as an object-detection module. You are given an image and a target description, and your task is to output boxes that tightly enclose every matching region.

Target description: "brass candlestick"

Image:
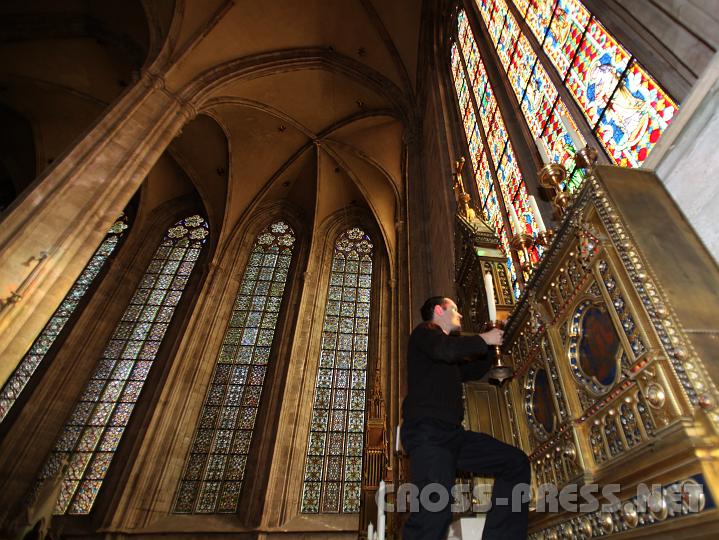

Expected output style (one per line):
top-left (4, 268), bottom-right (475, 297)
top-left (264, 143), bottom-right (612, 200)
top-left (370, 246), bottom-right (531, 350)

top-left (536, 228), bottom-right (555, 248)
top-left (510, 232), bottom-right (535, 274)
top-left (538, 162), bottom-right (570, 217)
top-left (486, 320), bottom-right (512, 383)
top-left (575, 145), bottom-right (598, 171)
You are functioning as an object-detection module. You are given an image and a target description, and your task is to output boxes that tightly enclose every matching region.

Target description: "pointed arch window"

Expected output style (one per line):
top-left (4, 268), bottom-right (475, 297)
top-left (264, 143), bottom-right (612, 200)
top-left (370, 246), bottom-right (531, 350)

top-left (0, 215), bottom-right (129, 425)
top-left (173, 220), bottom-right (297, 514)
top-left (35, 214), bottom-right (209, 515)
top-left (301, 227), bottom-right (374, 514)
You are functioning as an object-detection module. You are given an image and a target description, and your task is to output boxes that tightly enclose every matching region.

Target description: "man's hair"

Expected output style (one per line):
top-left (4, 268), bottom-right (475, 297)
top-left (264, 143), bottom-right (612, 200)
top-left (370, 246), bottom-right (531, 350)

top-left (420, 296), bottom-right (447, 321)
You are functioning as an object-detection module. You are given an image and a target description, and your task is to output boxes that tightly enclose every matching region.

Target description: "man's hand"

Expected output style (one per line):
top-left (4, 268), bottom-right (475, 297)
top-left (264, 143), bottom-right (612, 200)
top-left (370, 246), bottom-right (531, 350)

top-left (479, 327), bottom-right (504, 346)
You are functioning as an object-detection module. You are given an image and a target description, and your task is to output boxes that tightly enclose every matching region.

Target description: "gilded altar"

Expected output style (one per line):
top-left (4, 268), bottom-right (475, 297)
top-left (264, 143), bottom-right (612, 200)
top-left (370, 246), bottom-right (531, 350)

top-left (499, 165), bottom-right (719, 539)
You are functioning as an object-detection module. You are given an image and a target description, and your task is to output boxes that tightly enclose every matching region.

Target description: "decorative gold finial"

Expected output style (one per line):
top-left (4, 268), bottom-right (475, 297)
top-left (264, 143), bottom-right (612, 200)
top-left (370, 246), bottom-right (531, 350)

top-left (452, 157), bottom-right (475, 219)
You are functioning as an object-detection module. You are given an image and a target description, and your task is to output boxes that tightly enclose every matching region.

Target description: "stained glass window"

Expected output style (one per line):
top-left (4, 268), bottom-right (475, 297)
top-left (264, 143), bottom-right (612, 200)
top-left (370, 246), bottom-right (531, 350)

top-left (301, 227), bottom-right (373, 514)
top-left (454, 10), bottom-right (543, 298)
top-left (475, 2), bottom-right (585, 188)
top-left (504, 0), bottom-right (677, 168)
top-left (0, 216), bottom-right (129, 425)
top-left (173, 221), bottom-right (296, 514)
top-left (35, 215), bottom-right (209, 515)
top-left (453, 0), bottom-right (677, 287)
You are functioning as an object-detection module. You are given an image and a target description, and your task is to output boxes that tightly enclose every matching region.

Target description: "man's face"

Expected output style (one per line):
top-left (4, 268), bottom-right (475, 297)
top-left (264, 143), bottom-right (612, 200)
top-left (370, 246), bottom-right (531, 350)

top-left (434, 298), bottom-right (463, 333)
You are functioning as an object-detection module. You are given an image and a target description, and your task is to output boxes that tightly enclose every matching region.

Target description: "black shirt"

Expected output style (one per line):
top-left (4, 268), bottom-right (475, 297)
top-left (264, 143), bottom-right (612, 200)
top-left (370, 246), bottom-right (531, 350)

top-left (401, 322), bottom-right (491, 425)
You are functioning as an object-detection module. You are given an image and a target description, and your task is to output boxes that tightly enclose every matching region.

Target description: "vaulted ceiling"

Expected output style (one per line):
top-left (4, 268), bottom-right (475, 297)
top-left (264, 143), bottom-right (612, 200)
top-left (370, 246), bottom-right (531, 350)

top-left (0, 0), bottom-right (426, 263)
top-left (161, 0), bottom-right (423, 258)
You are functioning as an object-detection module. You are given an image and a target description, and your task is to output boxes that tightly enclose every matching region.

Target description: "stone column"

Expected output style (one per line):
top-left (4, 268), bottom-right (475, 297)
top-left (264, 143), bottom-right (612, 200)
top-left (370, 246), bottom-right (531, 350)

top-left (644, 52), bottom-right (719, 262)
top-left (0, 71), bottom-right (195, 385)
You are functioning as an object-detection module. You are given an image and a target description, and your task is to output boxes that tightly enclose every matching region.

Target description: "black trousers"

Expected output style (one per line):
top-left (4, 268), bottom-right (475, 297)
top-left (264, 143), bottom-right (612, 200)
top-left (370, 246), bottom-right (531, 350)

top-left (401, 417), bottom-right (530, 540)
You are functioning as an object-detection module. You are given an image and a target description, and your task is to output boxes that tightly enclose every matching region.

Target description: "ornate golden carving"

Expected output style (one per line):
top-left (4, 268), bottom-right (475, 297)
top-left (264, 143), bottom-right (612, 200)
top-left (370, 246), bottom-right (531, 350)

top-left (500, 164), bottom-right (719, 537)
top-left (622, 501), bottom-right (638, 528)
top-left (645, 383), bottom-right (665, 409)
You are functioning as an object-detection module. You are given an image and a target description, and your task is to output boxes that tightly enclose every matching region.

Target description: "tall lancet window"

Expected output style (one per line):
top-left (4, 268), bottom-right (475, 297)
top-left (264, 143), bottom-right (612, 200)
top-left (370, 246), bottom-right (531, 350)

top-left (36, 215), bottom-right (209, 515)
top-left (0, 215), bottom-right (129, 424)
top-left (301, 227), bottom-right (374, 514)
top-left (452, 12), bottom-right (541, 298)
top-left (173, 221), bottom-right (296, 514)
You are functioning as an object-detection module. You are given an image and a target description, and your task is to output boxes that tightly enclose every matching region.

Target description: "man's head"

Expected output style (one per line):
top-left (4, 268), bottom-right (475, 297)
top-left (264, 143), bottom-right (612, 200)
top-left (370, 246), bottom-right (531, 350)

top-left (420, 296), bottom-right (463, 334)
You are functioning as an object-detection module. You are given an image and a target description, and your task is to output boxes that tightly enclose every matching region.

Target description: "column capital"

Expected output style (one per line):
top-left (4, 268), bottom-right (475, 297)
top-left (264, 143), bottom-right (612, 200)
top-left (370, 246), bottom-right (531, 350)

top-left (179, 100), bottom-right (198, 122)
top-left (140, 69), bottom-right (166, 91)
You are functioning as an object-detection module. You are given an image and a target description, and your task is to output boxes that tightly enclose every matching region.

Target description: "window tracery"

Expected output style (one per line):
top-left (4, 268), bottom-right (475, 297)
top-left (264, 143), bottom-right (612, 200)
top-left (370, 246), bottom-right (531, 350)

top-left (0, 216), bottom-right (129, 424)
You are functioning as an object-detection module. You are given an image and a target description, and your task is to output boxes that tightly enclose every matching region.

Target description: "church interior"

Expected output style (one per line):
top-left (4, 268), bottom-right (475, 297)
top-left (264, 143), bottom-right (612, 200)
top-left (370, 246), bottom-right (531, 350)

top-left (0, 0), bottom-right (718, 538)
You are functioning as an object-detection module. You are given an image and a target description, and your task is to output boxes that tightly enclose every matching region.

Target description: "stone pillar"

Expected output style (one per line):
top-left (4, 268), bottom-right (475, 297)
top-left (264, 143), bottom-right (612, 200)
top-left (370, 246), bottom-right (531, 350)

top-left (0, 70), bottom-right (195, 385)
top-left (644, 52), bottom-right (719, 262)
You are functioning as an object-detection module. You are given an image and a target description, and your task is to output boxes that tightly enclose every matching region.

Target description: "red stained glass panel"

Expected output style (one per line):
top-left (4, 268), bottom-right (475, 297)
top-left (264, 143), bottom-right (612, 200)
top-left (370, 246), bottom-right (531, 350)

top-left (597, 60), bottom-right (677, 167)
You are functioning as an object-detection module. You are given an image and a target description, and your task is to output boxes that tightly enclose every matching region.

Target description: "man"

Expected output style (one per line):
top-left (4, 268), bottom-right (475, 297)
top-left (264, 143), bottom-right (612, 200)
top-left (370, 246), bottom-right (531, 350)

top-left (401, 296), bottom-right (530, 540)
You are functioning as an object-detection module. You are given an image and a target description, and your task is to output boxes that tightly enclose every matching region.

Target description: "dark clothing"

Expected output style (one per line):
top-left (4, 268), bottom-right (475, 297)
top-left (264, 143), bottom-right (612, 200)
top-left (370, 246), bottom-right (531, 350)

top-left (402, 322), bottom-right (491, 425)
top-left (401, 418), bottom-right (530, 540)
top-left (401, 322), bottom-right (530, 540)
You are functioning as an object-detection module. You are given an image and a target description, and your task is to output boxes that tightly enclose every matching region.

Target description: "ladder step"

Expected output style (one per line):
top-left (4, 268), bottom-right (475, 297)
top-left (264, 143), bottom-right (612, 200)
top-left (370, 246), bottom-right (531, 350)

top-left (446, 516), bottom-right (487, 540)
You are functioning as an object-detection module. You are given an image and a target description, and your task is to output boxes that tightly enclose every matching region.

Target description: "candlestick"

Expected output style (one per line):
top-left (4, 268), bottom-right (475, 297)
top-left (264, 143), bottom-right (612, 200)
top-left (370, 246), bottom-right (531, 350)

top-left (536, 228), bottom-right (555, 247)
top-left (486, 320), bottom-right (513, 383)
top-left (453, 157), bottom-right (467, 193)
top-left (528, 195), bottom-right (546, 233)
top-left (510, 232), bottom-right (534, 274)
top-left (534, 137), bottom-right (549, 164)
top-left (483, 272), bottom-right (496, 322)
top-left (575, 145), bottom-right (598, 171)
top-left (508, 204), bottom-right (523, 235)
top-left (538, 162), bottom-right (571, 218)
top-left (560, 113), bottom-right (583, 150)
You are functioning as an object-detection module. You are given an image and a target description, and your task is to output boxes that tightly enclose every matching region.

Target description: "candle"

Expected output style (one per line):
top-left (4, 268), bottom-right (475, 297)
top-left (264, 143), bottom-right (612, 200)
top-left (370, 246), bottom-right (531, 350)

top-left (368, 522), bottom-right (374, 540)
top-left (396, 425), bottom-right (401, 453)
top-left (484, 272), bottom-right (497, 322)
top-left (528, 195), bottom-right (547, 233)
top-left (560, 114), bottom-right (583, 150)
top-left (508, 204), bottom-right (522, 234)
top-left (377, 481), bottom-right (386, 540)
top-left (534, 137), bottom-right (549, 164)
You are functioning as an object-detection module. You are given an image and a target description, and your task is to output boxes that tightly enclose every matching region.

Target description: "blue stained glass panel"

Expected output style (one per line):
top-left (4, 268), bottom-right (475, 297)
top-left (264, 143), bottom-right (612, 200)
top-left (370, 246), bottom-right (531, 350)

top-left (566, 18), bottom-right (630, 125)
